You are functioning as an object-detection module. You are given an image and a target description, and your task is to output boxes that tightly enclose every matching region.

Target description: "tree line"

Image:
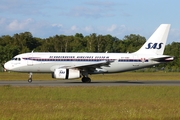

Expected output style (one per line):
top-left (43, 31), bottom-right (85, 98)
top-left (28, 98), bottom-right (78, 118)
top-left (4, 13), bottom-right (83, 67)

top-left (0, 32), bottom-right (179, 71)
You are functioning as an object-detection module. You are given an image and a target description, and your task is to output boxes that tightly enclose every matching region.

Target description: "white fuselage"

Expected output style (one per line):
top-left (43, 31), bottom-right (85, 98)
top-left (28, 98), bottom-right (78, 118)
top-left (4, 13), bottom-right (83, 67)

top-left (4, 52), bottom-right (162, 73)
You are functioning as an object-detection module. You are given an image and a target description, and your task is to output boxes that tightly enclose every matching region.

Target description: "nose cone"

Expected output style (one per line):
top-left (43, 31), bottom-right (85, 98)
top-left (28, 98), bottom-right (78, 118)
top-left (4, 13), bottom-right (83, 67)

top-left (4, 62), bottom-right (11, 70)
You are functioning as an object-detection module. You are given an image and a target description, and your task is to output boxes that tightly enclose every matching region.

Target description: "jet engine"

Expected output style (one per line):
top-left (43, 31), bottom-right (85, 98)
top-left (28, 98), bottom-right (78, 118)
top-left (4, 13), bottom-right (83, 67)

top-left (52, 68), bottom-right (80, 79)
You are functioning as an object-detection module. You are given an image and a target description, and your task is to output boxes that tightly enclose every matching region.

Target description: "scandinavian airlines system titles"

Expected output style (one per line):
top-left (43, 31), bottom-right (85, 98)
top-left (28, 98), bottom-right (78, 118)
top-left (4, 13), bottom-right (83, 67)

top-left (49, 56), bottom-right (110, 59)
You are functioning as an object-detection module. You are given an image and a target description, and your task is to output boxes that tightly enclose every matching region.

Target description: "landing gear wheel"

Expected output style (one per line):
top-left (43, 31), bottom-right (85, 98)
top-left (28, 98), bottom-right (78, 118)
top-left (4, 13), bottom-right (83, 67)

top-left (82, 77), bottom-right (91, 83)
top-left (28, 78), bottom-right (32, 83)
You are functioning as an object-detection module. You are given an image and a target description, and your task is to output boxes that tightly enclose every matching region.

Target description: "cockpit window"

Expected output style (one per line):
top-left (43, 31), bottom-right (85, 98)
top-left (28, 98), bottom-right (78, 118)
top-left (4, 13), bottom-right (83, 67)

top-left (12, 58), bottom-right (21, 61)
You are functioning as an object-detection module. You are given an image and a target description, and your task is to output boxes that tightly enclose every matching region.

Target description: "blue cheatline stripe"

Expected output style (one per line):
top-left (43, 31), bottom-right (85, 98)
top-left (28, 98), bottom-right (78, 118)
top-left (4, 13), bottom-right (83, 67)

top-left (22, 58), bottom-right (148, 62)
top-left (118, 59), bottom-right (148, 62)
top-left (23, 58), bottom-right (115, 62)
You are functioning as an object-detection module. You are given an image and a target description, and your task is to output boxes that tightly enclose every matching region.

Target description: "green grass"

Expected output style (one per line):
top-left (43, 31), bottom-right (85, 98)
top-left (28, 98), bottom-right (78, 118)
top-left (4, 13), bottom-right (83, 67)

top-left (0, 71), bottom-right (180, 81)
top-left (0, 72), bottom-right (180, 119)
top-left (0, 86), bottom-right (180, 119)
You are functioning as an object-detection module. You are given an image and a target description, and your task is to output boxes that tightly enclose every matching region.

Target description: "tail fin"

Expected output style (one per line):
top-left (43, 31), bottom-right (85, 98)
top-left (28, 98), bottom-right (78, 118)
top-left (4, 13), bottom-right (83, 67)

top-left (135, 24), bottom-right (171, 55)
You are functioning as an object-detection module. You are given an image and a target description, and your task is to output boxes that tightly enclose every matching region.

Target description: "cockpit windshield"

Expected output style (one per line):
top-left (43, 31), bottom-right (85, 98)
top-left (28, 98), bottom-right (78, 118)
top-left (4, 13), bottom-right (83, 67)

top-left (12, 58), bottom-right (21, 61)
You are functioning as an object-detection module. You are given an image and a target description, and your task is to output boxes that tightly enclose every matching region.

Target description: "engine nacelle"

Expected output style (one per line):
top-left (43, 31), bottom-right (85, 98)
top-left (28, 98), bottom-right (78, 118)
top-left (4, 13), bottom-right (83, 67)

top-left (52, 68), bottom-right (80, 79)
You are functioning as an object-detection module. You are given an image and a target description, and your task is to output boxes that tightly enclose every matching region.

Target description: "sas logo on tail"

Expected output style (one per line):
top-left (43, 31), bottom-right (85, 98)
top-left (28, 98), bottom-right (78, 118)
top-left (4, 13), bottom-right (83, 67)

top-left (145, 43), bottom-right (163, 49)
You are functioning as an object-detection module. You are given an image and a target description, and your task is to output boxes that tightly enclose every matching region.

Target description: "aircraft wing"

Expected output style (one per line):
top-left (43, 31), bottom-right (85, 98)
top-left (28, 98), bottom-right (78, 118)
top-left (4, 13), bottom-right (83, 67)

top-left (58, 60), bottom-right (111, 72)
top-left (50, 60), bottom-right (111, 72)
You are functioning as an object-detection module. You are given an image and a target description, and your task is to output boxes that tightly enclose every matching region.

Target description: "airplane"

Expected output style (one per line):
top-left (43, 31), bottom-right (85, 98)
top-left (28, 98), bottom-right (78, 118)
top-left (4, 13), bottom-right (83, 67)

top-left (4, 24), bottom-right (174, 83)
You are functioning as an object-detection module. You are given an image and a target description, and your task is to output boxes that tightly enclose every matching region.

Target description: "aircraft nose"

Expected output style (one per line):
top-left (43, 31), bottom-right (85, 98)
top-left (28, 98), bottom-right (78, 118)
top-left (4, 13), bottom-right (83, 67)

top-left (4, 62), bottom-right (11, 70)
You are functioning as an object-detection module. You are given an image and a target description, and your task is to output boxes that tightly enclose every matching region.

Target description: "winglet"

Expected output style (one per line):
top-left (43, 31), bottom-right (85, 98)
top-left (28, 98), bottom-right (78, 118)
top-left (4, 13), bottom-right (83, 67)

top-left (134, 24), bottom-right (171, 55)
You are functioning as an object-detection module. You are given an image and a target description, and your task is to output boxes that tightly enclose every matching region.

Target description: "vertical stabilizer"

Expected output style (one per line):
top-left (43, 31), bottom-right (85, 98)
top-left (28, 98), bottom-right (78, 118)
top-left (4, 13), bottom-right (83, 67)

top-left (135, 24), bottom-right (171, 55)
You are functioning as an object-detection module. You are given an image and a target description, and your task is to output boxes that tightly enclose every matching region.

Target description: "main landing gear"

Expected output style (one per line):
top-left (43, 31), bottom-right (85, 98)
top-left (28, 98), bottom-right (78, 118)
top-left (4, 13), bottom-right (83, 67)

top-left (28, 72), bottom-right (32, 83)
top-left (82, 77), bottom-right (91, 83)
top-left (81, 71), bottom-right (91, 83)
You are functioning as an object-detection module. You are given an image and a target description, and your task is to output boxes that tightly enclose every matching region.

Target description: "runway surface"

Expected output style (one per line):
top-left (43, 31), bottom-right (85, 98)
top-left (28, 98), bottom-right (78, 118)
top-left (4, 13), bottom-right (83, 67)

top-left (0, 80), bottom-right (180, 86)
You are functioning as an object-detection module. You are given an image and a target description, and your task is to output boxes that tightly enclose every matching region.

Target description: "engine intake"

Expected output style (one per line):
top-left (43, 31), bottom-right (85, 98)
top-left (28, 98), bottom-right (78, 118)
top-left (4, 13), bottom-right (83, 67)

top-left (52, 68), bottom-right (80, 79)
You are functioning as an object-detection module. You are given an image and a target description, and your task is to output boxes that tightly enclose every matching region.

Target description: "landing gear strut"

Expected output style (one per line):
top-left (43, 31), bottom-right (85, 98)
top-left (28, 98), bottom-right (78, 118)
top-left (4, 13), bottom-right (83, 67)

top-left (28, 72), bottom-right (32, 83)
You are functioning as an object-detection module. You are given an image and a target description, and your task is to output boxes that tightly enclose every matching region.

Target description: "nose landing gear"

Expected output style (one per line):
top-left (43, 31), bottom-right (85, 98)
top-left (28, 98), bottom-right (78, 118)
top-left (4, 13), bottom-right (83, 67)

top-left (28, 72), bottom-right (32, 83)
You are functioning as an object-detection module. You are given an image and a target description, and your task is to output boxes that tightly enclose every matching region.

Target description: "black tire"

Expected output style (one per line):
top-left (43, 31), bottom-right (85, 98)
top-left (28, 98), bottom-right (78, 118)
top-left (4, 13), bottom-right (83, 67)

top-left (28, 78), bottom-right (32, 83)
top-left (82, 77), bottom-right (86, 83)
top-left (82, 77), bottom-right (91, 83)
top-left (84, 77), bottom-right (91, 83)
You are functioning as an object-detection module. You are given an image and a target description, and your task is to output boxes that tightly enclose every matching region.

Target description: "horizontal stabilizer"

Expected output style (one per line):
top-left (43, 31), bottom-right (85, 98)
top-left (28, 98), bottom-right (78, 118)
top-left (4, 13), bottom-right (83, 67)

top-left (151, 56), bottom-right (174, 62)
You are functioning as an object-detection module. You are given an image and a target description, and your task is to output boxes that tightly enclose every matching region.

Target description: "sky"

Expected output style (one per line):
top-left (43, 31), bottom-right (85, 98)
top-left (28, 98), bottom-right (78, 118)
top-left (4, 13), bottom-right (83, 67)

top-left (0, 0), bottom-right (180, 44)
